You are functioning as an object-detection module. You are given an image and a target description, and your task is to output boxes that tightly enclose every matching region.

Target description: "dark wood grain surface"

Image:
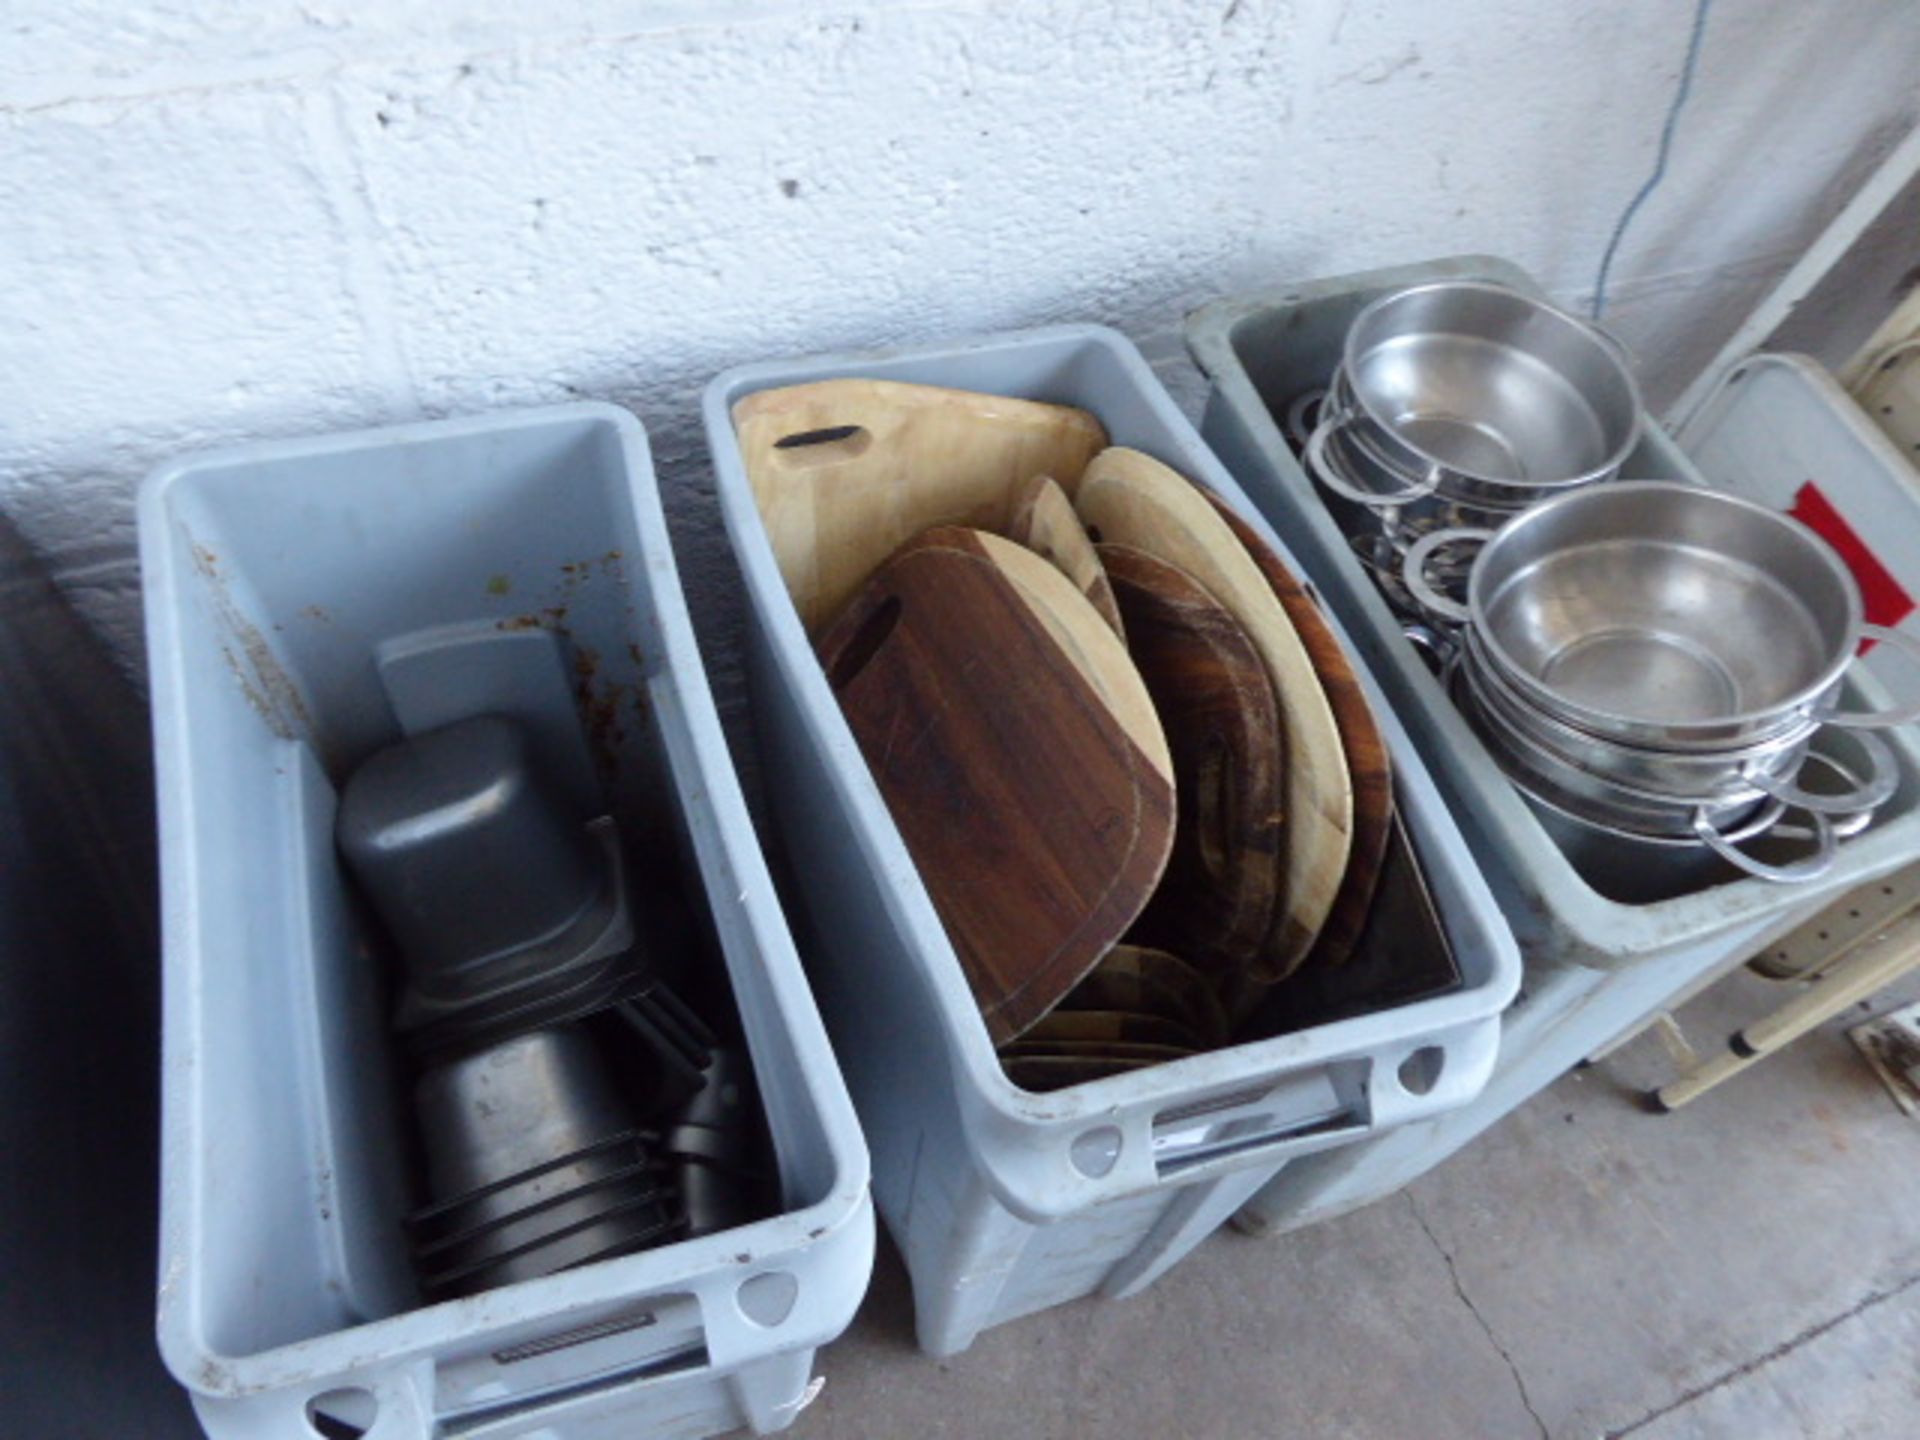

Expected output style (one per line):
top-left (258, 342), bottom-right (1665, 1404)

top-left (1060, 943), bottom-right (1231, 1048)
top-left (1099, 541), bottom-right (1286, 979)
top-left (1075, 447), bottom-right (1352, 979)
top-left (816, 526), bottom-right (1175, 1044)
top-left (1206, 494), bottom-right (1394, 973)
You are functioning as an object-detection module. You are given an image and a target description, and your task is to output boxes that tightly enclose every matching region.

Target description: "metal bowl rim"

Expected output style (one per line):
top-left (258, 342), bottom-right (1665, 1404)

top-left (1338, 279), bottom-right (1645, 489)
top-left (1466, 480), bottom-right (1864, 738)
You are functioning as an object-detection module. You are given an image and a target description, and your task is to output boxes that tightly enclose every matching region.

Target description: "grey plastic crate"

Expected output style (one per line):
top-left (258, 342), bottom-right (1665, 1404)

top-left (1186, 256), bottom-right (1920, 974)
top-left (141, 405), bottom-right (871, 1439)
top-left (701, 325), bottom-right (1522, 1357)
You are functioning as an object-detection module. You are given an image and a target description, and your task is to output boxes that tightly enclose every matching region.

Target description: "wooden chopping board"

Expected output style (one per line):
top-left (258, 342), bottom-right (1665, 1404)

top-left (1008, 474), bottom-right (1125, 638)
top-left (1064, 944), bottom-right (1231, 1048)
top-left (1073, 447), bottom-right (1352, 979)
top-left (1099, 543), bottom-right (1284, 976)
top-left (816, 526), bottom-right (1173, 1043)
top-left (1023, 1008), bottom-right (1205, 1051)
top-left (1206, 495), bottom-right (1393, 972)
top-left (734, 379), bottom-right (1108, 635)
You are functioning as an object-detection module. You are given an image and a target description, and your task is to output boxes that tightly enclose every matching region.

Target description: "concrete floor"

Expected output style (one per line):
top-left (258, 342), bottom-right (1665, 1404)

top-left (792, 968), bottom-right (1920, 1440)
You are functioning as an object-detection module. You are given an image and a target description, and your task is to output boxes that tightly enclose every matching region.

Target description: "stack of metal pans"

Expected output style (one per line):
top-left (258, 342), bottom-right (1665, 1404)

top-left (1299, 280), bottom-right (1641, 630)
top-left (1434, 481), bottom-right (1920, 885)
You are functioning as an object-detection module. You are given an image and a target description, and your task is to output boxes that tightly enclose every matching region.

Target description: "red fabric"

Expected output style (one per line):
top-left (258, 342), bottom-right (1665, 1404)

top-left (1789, 481), bottom-right (1915, 653)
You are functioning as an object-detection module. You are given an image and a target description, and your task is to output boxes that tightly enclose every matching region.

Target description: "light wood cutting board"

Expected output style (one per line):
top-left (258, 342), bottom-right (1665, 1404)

top-left (1073, 447), bottom-right (1352, 979)
top-left (1007, 474), bottom-right (1125, 638)
top-left (815, 526), bottom-right (1173, 1043)
top-left (1206, 494), bottom-right (1394, 973)
top-left (733, 379), bottom-right (1108, 635)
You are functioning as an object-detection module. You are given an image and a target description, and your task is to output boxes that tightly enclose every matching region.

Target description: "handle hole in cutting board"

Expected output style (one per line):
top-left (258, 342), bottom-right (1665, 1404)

top-left (827, 596), bottom-right (902, 690)
top-left (773, 424), bottom-right (872, 466)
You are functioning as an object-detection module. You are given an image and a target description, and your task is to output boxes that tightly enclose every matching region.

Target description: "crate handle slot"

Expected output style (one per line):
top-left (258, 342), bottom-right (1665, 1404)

top-left (491, 1309), bottom-right (662, 1366)
top-left (442, 1339), bottom-right (712, 1435)
top-left (1153, 1109), bottom-right (1369, 1179)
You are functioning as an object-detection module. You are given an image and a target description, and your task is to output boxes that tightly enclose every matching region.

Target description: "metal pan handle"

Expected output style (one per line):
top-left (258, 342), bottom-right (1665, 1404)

top-left (1691, 804), bottom-right (1836, 885)
top-left (1400, 526), bottom-right (1494, 627)
top-left (1746, 728), bottom-right (1896, 815)
top-left (1304, 401), bottom-right (1444, 508)
top-left (1402, 622), bottom-right (1456, 677)
top-left (1822, 625), bottom-right (1920, 729)
top-left (1283, 389), bottom-right (1328, 451)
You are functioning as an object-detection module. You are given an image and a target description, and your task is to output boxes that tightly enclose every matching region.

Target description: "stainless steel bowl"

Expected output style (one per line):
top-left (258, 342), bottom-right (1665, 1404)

top-left (1310, 401), bottom-right (1543, 527)
top-left (1509, 772), bottom-right (1827, 897)
top-left (1470, 482), bottom-right (1865, 749)
top-left (1453, 645), bottom-right (1773, 837)
top-left (1452, 648), bottom-right (1886, 887)
top-left (1327, 281), bottom-right (1641, 502)
top-left (1504, 737), bottom-right (1880, 894)
top-left (1458, 625), bottom-right (1852, 809)
top-left (1457, 633), bottom-right (1893, 827)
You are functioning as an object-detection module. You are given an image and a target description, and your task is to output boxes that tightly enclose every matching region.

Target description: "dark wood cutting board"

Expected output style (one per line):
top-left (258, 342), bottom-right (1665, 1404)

top-left (817, 526), bottom-right (1175, 1044)
top-left (1075, 448), bottom-right (1351, 978)
top-left (1099, 542), bottom-right (1285, 977)
top-left (1205, 495), bottom-right (1394, 972)
top-left (1062, 944), bottom-right (1231, 1048)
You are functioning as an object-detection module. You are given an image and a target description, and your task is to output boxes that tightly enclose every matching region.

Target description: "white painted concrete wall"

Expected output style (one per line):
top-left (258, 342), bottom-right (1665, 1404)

top-left (5, 0), bottom-right (1919, 679)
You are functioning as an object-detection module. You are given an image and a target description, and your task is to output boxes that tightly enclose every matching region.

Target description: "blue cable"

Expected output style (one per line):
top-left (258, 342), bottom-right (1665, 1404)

top-left (1591, 0), bottom-right (1715, 319)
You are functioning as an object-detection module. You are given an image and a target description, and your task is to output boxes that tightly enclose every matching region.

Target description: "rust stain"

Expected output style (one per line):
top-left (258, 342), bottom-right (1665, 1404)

top-left (494, 559), bottom-right (642, 782)
top-left (486, 573), bottom-right (512, 596)
top-left (219, 642), bottom-right (279, 728)
top-left (191, 536), bottom-right (313, 744)
top-left (571, 644), bottom-right (629, 778)
top-left (301, 604), bottom-right (331, 624)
